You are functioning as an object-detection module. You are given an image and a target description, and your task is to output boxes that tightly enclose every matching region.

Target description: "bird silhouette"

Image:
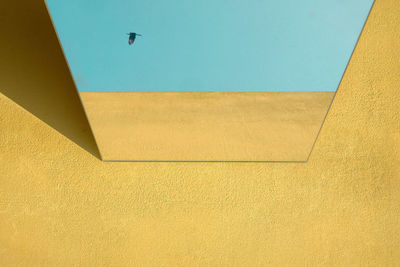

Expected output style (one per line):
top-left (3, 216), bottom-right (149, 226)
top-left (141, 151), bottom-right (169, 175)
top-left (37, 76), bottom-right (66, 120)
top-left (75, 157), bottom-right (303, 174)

top-left (127, 32), bottom-right (142, 45)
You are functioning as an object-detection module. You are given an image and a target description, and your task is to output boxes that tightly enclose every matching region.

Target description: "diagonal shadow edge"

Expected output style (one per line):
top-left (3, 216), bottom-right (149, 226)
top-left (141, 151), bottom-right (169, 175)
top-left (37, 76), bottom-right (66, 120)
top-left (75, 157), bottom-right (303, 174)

top-left (46, 0), bottom-right (375, 163)
top-left (306, 0), bottom-right (376, 162)
top-left (0, 0), bottom-right (374, 163)
top-left (0, 0), bottom-right (102, 160)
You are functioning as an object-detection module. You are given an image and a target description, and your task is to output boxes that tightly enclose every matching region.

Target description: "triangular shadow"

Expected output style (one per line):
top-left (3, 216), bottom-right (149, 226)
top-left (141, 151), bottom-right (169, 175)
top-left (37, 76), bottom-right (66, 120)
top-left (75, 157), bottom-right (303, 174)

top-left (0, 0), bottom-right (101, 159)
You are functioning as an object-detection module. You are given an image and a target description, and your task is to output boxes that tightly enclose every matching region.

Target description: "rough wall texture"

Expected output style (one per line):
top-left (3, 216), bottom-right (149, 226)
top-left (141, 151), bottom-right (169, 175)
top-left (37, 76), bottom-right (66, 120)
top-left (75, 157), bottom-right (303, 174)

top-left (80, 92), bottom-right (334, 161)
top-left (0, 0), bottom-right (399, 266)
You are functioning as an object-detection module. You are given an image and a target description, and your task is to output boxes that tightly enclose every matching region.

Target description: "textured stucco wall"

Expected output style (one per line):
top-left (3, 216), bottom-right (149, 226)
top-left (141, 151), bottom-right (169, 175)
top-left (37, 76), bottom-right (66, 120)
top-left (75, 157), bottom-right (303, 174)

top-left (80, 92), bottom-right (334, 161)
top-left (0, 0), bottom-right (399, 266)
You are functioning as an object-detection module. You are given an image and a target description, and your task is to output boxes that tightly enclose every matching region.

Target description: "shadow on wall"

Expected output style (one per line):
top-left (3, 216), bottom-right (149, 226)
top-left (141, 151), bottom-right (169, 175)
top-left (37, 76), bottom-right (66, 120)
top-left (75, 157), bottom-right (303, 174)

top-left (0, 0), bottom-right (101, 159)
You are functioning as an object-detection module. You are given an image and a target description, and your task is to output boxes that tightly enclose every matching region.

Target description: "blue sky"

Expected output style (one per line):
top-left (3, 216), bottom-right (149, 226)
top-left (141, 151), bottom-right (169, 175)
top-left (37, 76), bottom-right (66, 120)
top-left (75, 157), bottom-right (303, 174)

top-left (46, 0), bottom-right (374, 92)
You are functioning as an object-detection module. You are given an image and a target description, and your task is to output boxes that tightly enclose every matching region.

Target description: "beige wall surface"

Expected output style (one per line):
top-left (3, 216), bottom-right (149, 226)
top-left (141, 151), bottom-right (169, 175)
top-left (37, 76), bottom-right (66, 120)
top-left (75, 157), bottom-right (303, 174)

top-left (0, 0), bottom-right (399, 266)
top-left (81, 92), bottom-right (334, 161)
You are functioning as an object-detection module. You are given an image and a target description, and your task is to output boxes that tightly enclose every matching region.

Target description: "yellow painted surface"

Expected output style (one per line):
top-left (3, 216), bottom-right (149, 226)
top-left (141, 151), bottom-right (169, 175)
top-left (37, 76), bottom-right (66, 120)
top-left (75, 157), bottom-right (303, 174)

top-left (0, 0), bottom-right (400, 266)
top-left (80, 92), bottom-right (334, 161)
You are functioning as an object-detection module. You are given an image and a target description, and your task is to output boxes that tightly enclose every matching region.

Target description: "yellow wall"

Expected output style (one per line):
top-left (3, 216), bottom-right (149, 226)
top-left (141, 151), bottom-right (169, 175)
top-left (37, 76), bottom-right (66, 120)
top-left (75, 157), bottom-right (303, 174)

top-left (0, 0), bottom-right (399, 265)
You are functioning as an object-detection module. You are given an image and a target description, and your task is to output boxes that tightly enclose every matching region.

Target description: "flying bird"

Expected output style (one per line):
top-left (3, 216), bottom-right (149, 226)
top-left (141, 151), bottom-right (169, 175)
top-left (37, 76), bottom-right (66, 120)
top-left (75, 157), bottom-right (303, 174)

top-left (127, 32), bottom-right (142, 45)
